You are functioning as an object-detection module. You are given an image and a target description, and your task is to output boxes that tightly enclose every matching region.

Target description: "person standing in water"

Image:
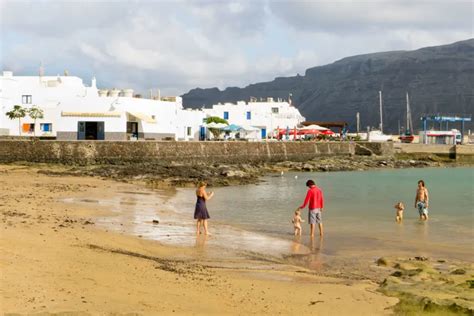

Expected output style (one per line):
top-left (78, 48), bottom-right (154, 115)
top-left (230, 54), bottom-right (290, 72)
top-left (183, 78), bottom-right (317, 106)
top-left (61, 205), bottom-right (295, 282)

top-left (299, 179), bottom-right (324, 237)
top-left (415, 180), bottom-right (429, 221)
top-left (194, 181), bottom-right (214, 235)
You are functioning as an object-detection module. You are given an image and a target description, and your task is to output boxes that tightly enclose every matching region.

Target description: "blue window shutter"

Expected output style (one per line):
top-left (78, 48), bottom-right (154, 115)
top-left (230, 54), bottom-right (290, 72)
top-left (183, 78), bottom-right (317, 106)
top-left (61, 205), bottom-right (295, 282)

top-left (247, 111), bottom-right (251, 120)
top-left (224, 111), bottom-right (229, 120)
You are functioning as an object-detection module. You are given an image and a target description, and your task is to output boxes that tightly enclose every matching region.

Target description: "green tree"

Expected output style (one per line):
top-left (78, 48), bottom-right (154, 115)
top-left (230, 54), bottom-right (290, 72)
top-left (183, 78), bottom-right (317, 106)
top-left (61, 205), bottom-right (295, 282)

top-left (28, 106), bottom-right (44, 136)
top-left (5, 105), bottom-right (27, 136)
top-left (205, 116), bottom-right (228, 125)
top-left (205, 116), bottom-right (228, 139)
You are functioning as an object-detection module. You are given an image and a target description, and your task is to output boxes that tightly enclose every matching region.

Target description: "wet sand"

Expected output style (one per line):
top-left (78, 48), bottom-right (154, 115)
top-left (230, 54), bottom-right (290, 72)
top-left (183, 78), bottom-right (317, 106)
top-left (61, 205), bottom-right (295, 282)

top-left (0, 164), bottom-right (398, 315)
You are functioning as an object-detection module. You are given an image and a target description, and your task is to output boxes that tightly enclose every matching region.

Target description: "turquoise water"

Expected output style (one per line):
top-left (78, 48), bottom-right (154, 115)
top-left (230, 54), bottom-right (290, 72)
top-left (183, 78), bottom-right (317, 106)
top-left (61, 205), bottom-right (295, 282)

top-left (172, 167), bottom-right (473, 260)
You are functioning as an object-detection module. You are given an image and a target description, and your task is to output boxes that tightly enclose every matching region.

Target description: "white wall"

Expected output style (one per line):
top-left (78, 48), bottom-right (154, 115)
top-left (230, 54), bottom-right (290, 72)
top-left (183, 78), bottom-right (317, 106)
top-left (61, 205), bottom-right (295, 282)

top-left (202, 100), bottom-right (305, 138)
top-left (1, 72), bottom-right (304, 141)
top-left (0, 72), bottom-right (204, 139)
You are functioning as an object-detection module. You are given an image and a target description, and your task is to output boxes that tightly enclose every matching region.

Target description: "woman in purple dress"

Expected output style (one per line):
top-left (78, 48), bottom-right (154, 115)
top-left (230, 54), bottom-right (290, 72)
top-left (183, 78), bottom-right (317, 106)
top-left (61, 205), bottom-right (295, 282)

top-left (194, 181), bottom-right (214, 235)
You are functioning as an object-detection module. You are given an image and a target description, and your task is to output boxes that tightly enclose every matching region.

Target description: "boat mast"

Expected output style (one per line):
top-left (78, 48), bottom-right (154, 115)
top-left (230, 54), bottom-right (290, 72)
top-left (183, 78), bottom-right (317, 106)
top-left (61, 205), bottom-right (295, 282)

top-left (406, 92), bottom-right (413, 134)
top-left (379, 90), bottom-right (383, 133)
top-left (406, 92), bottom-right (409, 133)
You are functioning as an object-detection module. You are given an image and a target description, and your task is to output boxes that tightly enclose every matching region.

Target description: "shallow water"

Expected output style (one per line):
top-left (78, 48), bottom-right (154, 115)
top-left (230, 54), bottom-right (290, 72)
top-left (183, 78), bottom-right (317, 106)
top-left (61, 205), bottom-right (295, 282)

top-left (171, 167), bottom-right (474, 261)
top-left (71, 167), bottom-right (473, 268)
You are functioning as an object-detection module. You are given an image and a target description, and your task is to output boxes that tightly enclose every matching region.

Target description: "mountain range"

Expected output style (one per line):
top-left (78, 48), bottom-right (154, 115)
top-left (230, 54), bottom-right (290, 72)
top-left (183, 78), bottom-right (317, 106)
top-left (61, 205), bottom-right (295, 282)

top-left (182, 39), bottom-right (474, 133)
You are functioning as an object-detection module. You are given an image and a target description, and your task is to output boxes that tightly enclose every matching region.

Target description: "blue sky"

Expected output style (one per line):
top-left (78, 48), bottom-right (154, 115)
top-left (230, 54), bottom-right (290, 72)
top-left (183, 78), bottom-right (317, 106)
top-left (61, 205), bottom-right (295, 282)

top-left (1, 0), bottom-right (472, 96)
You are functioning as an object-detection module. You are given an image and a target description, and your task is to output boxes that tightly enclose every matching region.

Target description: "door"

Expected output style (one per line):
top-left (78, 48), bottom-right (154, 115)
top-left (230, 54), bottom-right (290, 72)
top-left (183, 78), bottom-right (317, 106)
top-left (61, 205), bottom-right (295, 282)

top-left (200, 126), bottom-right (206, 140)
top-left (261, 128), bottom-right (267, 139)
top-left (97, 122), bottom-right (105, 140)
top-left (77, 122), bottom-right (86, 140)
top-left (127, 122), bottom-right (139, 139)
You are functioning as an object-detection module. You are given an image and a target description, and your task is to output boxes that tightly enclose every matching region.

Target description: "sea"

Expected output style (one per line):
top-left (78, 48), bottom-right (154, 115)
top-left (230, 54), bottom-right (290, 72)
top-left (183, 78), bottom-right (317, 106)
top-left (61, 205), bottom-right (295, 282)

top-left (92, 167), bottom-right (473, 264)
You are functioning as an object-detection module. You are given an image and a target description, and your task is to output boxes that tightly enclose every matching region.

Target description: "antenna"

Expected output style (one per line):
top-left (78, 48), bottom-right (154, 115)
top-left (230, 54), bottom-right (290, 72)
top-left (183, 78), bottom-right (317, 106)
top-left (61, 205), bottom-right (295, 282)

top-left (39, 61), bottom-right (44, 83)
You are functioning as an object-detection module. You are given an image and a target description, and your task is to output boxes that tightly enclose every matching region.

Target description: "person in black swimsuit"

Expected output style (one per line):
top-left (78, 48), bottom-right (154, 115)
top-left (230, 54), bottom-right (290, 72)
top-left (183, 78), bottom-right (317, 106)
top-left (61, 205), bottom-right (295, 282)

top-left (194, 181), bottom-right (214, 235)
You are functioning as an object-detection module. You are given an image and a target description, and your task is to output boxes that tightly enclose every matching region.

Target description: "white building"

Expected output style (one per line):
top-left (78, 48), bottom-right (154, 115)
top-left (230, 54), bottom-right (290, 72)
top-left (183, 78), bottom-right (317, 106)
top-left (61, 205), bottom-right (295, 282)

top-left (0, 71), bottom-right (204, 140)
top-left (1, 71), bottom-right (305, 141)
top-left (202, 98), bottom-right (305, 139)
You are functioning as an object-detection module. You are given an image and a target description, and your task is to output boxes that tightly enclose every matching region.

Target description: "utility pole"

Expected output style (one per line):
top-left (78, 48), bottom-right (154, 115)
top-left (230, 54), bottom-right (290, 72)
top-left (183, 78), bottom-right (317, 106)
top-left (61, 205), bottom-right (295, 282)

top-left (356, 112), bottom-right (360, 134)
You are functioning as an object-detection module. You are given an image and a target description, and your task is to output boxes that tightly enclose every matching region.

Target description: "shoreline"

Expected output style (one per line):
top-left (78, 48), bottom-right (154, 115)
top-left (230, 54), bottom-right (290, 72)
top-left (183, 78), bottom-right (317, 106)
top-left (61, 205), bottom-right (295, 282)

top-left (9, 154), bottom-right (472, 188)
top-left (1, 164), bottom-right (473, 314)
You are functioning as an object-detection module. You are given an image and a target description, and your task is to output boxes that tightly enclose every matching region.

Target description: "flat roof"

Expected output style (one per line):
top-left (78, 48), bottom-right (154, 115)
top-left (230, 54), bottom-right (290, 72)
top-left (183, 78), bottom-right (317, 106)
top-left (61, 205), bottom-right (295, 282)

top-left (421, 115), bottom-right (472, 122)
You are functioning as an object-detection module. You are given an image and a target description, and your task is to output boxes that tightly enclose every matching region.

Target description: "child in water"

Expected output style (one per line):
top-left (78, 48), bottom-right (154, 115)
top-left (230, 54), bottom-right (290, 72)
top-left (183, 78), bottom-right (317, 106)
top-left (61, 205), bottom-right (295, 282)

top-left (292, 208), bottom-right (304, 236)
top-left (394, 202), bottom-right (405, 223)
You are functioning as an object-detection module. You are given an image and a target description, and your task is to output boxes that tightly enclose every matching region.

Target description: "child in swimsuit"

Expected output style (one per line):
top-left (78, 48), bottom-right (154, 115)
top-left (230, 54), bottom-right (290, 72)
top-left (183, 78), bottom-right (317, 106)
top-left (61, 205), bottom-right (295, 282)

top-left (292, 208), bottom-right (304, 236)
top-left (394, 202), bottom-right (404, 223)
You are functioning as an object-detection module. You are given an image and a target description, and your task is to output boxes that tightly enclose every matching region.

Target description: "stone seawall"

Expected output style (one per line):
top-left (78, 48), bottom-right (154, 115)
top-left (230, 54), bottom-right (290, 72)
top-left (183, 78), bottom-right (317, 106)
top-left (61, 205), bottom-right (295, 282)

top-left (0, 140), bottom-right (358, 165)
top-left (455, 145), bottom-right (474, 163)
top-left (395, 143), bottom-right (474, 162)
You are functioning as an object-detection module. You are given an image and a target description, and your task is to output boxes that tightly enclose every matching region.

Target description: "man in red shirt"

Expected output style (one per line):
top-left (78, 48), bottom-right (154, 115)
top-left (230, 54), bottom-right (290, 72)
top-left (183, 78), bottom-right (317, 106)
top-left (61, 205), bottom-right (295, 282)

top-left (299, 179), bottom-right (324, 237)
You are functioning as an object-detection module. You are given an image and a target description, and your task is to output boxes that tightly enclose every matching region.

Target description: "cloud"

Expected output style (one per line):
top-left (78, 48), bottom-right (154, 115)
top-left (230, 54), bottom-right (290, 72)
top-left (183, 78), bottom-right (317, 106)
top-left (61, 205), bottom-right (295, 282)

top-left (1, 0), bottom-right (472, 96)
top-left (269, 0), bottom-right (473, 33)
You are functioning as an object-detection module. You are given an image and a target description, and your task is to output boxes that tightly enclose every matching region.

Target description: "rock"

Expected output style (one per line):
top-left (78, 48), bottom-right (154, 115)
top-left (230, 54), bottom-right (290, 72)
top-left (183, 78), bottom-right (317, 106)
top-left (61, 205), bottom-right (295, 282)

top-left (414, 256), bottom-right (429, 261)
top-left (152, 219), bottom-right (160, 224)
top-left (221, 169), bottom-right (246, 178)
top-left (406, 268), bottom-right (423, 276)
top-left (391, 271), bottom-right (403, 277)
top-left (302, 163), bottom-right (313, 171)
top-left (450, 268), bottom-right (466, 275)
top-left (376, 257), bottom-right (389, 266)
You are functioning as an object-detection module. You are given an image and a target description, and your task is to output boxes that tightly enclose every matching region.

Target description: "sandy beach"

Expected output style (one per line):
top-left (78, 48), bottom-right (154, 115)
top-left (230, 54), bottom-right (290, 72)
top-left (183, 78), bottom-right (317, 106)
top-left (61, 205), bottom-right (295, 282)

top-left (0, 164), bottom-right (403, 315)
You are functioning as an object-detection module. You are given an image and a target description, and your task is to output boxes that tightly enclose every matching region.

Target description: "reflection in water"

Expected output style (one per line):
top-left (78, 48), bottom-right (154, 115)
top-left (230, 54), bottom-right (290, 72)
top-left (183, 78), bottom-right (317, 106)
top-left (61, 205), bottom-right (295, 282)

top-left (290, 236), bottom-right (302, 254)
top-left (308, 237), bottom-right (324, 270)
top-left (119, 196), bottom-right (137, 206)
top-left (195, 235), bottom-right (209, 252)
top-left (415, 220), bottom-right (429, 242)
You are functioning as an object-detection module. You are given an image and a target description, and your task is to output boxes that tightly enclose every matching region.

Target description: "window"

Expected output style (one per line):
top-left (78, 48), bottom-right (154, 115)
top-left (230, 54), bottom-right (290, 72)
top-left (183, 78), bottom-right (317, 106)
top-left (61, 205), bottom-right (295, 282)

top-left (40, 123), bottom-right (52, 132)
top-left (22, 95), bottom-right (32, 104)
top-left (246, 111), bottom-right (251, 120)
top-left (223, 111), bottom-right (229, 120)
top-left (271, 107), bottom-right (279, 114)
top-left (187, 127), bottom-right (192, 136)
top-left (22, 123), bottom-right (35, 133)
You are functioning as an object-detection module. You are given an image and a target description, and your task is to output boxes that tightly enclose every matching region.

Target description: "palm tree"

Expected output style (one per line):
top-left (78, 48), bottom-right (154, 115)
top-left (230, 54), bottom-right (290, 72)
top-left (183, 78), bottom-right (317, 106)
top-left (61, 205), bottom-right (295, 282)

top-left (5, 105), bottom-right (27, 136)
top-left (28, 106), bottom-right (44, 136)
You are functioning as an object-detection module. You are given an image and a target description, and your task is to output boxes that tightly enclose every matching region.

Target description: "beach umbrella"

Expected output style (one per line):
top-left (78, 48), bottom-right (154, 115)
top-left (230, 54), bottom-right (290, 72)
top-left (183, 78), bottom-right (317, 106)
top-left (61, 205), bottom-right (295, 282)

top-left (300, 124), bottom-right (329, 131)
top-left (321, 129), bottom-right (334, 135)
top-left (204, 122), bottom-right (218, 128)
top-left (213, 123), bottom-right (229, 129)
top-left (222, 124), bottom-right (241, 132)
top-left (299, 129), bottom-right (321, 135)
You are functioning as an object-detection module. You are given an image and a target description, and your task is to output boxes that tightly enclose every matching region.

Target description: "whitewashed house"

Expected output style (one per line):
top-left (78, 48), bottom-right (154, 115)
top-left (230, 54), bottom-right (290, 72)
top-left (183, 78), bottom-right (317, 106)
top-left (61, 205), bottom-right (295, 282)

top-left (0, 71), bottom-right (204, 140)
top-left (202, 98), bottom-right (305, 139)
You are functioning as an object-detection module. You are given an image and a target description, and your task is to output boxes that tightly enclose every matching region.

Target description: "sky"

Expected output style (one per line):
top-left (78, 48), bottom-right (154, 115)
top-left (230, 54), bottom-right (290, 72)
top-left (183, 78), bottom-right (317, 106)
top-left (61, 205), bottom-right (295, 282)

top-left (1, 0), bottom-right (473, 96)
